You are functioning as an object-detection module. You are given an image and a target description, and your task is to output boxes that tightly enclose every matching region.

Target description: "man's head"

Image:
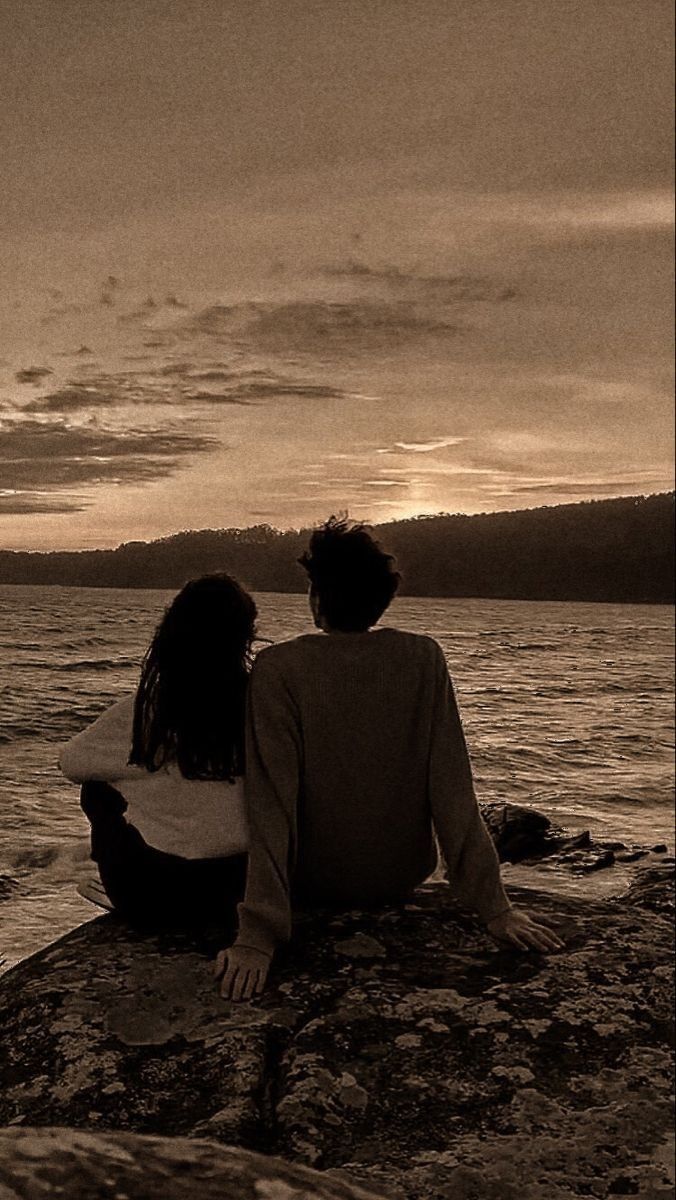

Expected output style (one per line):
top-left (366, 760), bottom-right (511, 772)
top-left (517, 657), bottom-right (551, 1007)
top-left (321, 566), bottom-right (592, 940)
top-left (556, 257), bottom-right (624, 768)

top-left (299, 517), bottom-right (401, 632)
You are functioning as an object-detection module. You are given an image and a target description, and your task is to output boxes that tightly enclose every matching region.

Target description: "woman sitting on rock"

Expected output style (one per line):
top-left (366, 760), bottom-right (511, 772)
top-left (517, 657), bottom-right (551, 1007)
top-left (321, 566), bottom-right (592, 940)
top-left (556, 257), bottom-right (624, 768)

top-left (59, 574), bottom-right (256, 929)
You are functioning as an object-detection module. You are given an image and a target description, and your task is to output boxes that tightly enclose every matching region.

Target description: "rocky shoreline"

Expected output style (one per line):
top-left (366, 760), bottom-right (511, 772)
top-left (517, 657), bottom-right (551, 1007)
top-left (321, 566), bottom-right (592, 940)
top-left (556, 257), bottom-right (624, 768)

top-left (0, 806), bottom-right (673, 1199)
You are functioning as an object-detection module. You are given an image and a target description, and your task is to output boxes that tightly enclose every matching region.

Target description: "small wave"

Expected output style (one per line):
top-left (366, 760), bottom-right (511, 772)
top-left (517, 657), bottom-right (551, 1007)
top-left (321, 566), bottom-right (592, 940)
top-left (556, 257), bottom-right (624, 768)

top-left (57, 658), bottom-right (139, 672)
top-left (532, 686), bottom-right (578, 696)
top-left (0, 874), bottom-right (19, 900)
top-left (9, 839), bottom-right (91, 884)
top-left (11, 846), bottom-right (60, 870)
top-left (592, 790), bottom-right (674, 808)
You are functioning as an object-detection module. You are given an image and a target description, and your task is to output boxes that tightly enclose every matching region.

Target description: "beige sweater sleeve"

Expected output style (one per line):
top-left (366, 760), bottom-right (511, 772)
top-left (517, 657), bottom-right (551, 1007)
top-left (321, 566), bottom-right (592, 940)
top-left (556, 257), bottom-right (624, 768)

top-left (428, 644), bottom-right (512, 924)
top-left (234, 651), bottom-right (302, 958)
top-left (58, 696), bottom-right (147, 784)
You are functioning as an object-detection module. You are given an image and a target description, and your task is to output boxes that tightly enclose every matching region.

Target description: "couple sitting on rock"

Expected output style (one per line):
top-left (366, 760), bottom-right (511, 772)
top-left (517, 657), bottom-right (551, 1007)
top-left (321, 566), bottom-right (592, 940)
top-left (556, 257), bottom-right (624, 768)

top-left (60, 518), bottom-right (562, 1001)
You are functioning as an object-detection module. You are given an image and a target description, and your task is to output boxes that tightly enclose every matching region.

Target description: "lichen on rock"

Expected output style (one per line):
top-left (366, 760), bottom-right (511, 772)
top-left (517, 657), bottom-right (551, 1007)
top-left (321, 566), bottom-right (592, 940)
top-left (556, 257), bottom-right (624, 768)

top-left (0, 861), bottom-right (673, 1199)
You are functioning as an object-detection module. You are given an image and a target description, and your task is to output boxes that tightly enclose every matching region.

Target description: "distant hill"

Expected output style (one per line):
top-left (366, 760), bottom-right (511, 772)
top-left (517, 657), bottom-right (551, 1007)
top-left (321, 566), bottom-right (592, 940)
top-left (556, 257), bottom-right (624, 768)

top-left (0, 493), bottom-right (673, 604)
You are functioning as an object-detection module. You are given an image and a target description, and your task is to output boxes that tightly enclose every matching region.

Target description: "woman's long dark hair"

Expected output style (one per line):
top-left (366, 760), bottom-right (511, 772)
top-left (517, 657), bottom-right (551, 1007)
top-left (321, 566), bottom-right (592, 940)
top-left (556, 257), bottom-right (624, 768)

top-left (129, 574), bottom-right (257, 781)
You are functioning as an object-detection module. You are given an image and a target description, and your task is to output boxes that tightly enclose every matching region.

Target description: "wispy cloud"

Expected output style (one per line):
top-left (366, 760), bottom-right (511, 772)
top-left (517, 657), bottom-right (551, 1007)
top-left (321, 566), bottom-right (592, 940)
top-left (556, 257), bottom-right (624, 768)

top-left (503, 189), bottom-right (674, 236)
top-left (0, 490), bottom-right (88, 514)
top-left (378, 437), bottom-right (466, 455)
top-left (320, 261), bottom-right (517, 303)
top-left (499, 475), bottom-right (674, 497)
top-left (0, 418), bottom-right (217, 492)
top-left (23, 384), bottom-right (116, 413)
top-left (184, 299), bottom-right (460, 353)
top-left (15, 366), bottom-right (53, 385)
top-left (19, 366), bottom-right (348, 416)
top-left (363, 479), bottom-right (409, 488)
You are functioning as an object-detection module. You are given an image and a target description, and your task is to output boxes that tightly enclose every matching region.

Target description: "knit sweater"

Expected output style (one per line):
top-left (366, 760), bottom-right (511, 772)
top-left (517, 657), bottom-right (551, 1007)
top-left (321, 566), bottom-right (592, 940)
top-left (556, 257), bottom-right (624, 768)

top-left (59, 695), bottom-right (249, 860)
top-left (235, 628), bottom-right (511, 957)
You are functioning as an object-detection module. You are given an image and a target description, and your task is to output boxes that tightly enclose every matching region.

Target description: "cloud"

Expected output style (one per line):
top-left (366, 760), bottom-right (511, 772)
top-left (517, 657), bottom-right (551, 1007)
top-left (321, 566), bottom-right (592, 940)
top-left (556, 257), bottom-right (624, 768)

top-left (185, 375), bottom-right (347, 403)
top-left (503, 479), bottom-right (673, 497)
top-left (23, 384), bottom-right (116, 413)
top-left (15, 366), bottom-right (53, 385)
top-left (500, 189), bottom-right (675, 237)
top-left (363, 479), bottom-right (409, 488)
top-left (378, 437), bottom-right (466, 454)
top-left (187, 391), bottom-right (253, 406)
top-left (0, 490), bottom-right (87, 514)
top-left (0, 418), bottom-right (217, 491)
top-left (321, 261), bottom-right (517, 303)
top-left (19, 365), bottom-right (347, 416)
top-left (185, 299), bottom-right (459, 352)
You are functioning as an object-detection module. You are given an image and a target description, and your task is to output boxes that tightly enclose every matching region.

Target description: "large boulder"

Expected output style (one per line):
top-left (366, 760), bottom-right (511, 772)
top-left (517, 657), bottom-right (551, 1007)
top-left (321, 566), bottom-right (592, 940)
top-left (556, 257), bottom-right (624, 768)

top-left (0, 866), bottom-right (673, 1200)
top-left (0, 1126), bottom-right (386, 1199)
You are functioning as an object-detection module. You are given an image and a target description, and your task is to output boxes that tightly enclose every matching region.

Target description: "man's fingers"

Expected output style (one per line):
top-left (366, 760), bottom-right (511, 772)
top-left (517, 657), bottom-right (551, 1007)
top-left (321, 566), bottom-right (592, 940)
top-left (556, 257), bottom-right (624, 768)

top-left (213, 950), bottom-right (228, 980)
top-left (521, 923), bottom-right (564, 953)
top-left (510, 934), bottom-right (531, 951)
top-left (525, 931), bottom-right (554, 952)
top-left (231, 967), bottom-right (255, 1003)
top-left (538, 930), bottom-right (564, 952)
top-left (219, 963), bottom-right (239, 999)
top-left (526, 921), bottom-right (564, 951)
top-left (528, 915), bottom-right (563, 937)
top-left (241, 970), bottom-right (258, 1002)
top-left (489, 909), bottom-right (565, 954)
top-left (526, 913), bottom-right (557, 931)
top-left (231, 970), bottom-right (245, 1003)
top-left (216, 952), bottom-right (268, 1002)
top-left (227, 967), bottom-right (244, 1002)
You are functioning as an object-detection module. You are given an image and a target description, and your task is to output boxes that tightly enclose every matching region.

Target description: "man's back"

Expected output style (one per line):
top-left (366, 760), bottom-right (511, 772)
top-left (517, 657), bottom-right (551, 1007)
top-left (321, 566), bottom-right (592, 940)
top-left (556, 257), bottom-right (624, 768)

top-left (236, 627), bottom-right (509, 958)
top-left (258, 628), bottom-right (441, 903)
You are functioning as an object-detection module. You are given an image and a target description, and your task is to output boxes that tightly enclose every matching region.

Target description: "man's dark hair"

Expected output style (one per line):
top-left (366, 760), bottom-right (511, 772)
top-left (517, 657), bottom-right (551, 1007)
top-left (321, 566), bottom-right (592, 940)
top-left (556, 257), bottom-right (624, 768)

top-left (299, 517), bottom-right (401, 632)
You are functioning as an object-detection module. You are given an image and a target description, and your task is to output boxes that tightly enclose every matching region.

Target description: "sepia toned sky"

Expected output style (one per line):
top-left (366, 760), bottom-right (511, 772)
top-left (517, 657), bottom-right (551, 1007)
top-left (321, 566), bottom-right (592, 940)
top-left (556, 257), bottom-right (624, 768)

top-left (0, 0), bottom-right (673, 549)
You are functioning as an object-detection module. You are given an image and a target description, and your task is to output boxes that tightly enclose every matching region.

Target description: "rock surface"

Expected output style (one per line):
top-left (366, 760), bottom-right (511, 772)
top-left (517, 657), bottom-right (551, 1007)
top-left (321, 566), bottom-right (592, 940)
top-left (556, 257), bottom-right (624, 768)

top-left (0, 860), bottom-right (673, 1199)
top-left (0, 1126), bottom-right (386, 1199)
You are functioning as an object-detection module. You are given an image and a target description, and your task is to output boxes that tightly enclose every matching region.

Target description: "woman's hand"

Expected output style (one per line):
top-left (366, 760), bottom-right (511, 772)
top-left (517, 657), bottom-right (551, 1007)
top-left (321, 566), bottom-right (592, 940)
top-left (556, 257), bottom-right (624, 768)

top-left (214, 945), bottom-right (271, 1001)
top-left (486, 907), bottom-right (564, 953)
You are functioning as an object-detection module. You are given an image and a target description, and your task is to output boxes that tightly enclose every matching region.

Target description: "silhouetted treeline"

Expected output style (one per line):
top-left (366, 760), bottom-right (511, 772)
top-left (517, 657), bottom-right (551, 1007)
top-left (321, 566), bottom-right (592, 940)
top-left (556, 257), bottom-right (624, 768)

top-left (0, 493), bottom-right (673, 603)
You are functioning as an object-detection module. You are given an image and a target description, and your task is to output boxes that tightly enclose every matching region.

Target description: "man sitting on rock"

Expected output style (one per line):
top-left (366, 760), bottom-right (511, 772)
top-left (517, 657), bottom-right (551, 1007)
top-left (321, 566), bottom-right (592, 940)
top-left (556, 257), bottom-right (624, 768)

top-left (216, 518), bottom-right (562, 1000)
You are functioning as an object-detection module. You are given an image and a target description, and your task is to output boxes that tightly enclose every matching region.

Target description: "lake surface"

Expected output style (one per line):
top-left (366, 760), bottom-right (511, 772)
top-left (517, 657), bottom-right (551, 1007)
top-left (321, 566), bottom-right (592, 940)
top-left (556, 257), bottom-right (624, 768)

top-left (0, 585), bottom-right (673, 971)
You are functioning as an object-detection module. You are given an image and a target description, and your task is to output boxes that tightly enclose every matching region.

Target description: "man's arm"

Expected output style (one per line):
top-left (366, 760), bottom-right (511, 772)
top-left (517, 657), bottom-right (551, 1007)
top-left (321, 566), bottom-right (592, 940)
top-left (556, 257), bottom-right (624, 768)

top-left (428, 644), bottom-right (563, 952)
top-left (217, 650), bottom-right (301, 1000)
top-left (428, 644), bottom-right (512, 923)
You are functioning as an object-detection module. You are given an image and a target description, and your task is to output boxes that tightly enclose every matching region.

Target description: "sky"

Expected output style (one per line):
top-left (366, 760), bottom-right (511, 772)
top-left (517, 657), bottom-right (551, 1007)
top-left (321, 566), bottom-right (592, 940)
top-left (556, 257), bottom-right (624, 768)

top-left (0, 0), bottom-right (673, 550)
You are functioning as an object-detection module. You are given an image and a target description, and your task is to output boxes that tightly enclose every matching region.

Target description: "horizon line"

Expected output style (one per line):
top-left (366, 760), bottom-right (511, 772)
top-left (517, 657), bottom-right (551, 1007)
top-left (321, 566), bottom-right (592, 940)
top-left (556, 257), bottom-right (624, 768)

top-left (2, 489), bottom-right (673, 556)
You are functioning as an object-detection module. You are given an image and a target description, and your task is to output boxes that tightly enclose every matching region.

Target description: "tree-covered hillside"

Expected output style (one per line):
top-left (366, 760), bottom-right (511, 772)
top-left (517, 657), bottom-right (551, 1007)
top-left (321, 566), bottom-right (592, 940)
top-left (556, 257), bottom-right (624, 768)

top-left (0, 493), bottom-right (673, 604)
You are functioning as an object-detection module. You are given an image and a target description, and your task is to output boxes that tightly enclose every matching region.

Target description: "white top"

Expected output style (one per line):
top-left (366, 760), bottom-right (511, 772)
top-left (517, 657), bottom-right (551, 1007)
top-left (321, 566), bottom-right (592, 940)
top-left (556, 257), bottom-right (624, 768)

top-left (59, 695), bottom-right (249, 860)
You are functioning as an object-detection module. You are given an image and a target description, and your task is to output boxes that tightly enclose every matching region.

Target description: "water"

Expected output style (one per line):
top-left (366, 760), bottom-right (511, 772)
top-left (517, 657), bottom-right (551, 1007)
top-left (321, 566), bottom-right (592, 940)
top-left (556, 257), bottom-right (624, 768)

top-left (0, 585), bottom-right (673, 971)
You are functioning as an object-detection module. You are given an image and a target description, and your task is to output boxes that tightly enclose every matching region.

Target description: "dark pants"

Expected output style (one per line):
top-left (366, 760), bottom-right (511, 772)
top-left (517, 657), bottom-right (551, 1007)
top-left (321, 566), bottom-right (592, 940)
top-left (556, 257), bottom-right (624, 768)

top-left (80, 781), bottom-right (247, 931)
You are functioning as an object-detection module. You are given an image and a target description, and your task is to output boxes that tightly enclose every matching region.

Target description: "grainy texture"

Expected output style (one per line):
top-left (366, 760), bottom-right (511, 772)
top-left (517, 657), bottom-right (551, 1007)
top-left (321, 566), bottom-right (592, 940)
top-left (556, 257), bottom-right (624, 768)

top-left (0, 858), bottom-right (673, 1199)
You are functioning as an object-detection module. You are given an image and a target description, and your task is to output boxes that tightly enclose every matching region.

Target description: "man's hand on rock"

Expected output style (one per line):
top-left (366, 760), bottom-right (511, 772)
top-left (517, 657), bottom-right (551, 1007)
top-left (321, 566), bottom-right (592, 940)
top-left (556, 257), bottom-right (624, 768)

top-left (486, 908), bottom-right (564, 953)
top-left (214, 945), bottom-right (271, 1001)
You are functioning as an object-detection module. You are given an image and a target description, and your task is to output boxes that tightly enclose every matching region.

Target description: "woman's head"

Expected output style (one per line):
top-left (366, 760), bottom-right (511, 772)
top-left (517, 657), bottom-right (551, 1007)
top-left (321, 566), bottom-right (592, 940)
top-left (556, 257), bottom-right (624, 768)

top-left (130, 574), bottom-right (257, 780)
